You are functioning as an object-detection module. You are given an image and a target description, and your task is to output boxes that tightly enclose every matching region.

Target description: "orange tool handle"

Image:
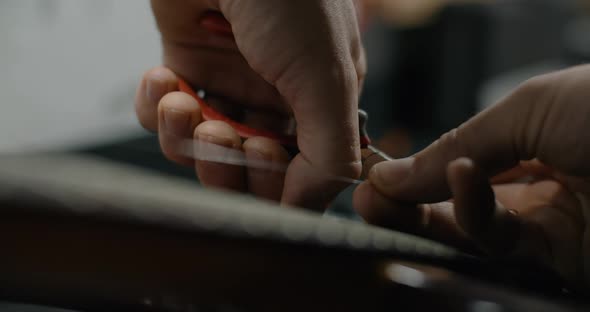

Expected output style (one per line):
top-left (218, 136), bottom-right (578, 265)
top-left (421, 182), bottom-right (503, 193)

top-left (178, 79), bottom-right (371, 149)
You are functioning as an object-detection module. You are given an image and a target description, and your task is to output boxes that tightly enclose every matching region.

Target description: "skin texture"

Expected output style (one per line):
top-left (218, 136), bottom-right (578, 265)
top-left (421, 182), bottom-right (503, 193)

top-left (136, 0), bottom-right (366, 210)
top-left (353, 65), bottom-right (590, 288)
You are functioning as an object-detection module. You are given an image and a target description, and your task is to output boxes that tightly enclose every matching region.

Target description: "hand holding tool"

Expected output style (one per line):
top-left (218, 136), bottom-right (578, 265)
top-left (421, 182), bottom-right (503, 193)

top-left (178, 78), bottom-right (391, 180)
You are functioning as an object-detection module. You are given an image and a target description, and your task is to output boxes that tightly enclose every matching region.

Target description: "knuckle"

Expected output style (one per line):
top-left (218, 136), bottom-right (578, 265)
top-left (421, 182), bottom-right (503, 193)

top-left (436, 128), bottom-right (464, 158)
top-left (520, 75), bottom-right (549, 96)
top-left (514, 73), bottom-right (557, 109)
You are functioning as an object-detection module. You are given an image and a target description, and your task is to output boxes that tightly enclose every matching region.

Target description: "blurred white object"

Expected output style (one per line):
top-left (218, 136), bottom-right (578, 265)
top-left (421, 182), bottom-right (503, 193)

top-left (0, 0), bottom-right (160, 153)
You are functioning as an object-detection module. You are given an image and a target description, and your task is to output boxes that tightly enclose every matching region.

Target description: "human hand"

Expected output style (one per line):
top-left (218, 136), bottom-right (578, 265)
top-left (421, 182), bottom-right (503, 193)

top-left (353, 65), bottom-right (590, 286)
top-left (135, 0), bottom-right (366, 209)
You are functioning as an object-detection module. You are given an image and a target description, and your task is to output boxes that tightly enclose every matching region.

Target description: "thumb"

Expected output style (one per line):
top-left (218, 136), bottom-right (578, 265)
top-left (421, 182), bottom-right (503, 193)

top-left (217, 0), bottom-right (365, 209)
top-left (280, 66), bottom-right (363, 209)
top-left (369, 78), bottom-right (544, 203)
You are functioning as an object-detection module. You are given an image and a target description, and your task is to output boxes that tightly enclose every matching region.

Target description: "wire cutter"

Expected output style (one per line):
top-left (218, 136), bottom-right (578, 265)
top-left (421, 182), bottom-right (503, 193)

top-left (178, 78), bottom-right (390, 179)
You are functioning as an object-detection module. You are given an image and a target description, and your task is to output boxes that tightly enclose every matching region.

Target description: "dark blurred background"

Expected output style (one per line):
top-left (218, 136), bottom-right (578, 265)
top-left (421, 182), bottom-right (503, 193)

top-left (3, 0), bottom-right (590, 196)
top-left (360, 0), bottom-right (587, 158)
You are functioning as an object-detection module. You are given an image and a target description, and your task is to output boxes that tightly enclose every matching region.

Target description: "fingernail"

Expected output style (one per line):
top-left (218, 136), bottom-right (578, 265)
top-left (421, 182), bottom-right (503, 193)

top-left (146, 77), bottom-right (168, 105)
top-left (246, 150), bottom-right (271, 162)
top-left (370, 158), bottom-right (414, 188)
top-left (164, 109), bottom-right (190, 136)
top-left (197, 134), bottom-right (239, 149)
top-left (450, 157), bottom-right (474, 170)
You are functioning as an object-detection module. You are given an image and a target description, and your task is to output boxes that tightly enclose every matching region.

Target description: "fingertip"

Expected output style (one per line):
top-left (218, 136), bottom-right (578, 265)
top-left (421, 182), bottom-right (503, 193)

top-left (448, 157), bottom-right (475, 172)
top-left (157, 92), bottom-right (203, 166)
top-left (281, 155), bottom-right (350, 211)
top-left (447, 158), bottom-right (521, 254)
top-left (193, 121), bottom-right (247, 192)
top-left (352, 181), bottom-right (402, 227)
top-left (447, 158), bottom-right (492, 232)
top-left (357, 174), bottom-right (474, 247)
top-left (194, 120), bottom-right (242, 149)
top-left (135, 66), bottom-right (179, 131)
top-left (353, 180), bottom-right (430, 235)
top-left (368, 158), bottom-right (414, 197)
top-left (447, 157), bottom-right (476, 192)
top-left (160, 90), bottom-right (200, 111)
top-left (243, 137), bottom-right (290, 164)
top-left (143, 66), bottom-right (177, 79)
top-left (144, 66), bottom-right (178, 96)
top-left (145, 67), bottom-right (179, 108)
top-left (159, 92), bottom-right (202, 136)
top-left (159, 92), bottom-right (201, 120)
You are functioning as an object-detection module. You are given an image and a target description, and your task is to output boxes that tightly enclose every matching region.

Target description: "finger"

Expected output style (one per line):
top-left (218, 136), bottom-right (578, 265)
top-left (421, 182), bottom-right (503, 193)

top-left (158, 92), bottom-right (202, 167)
top-left (368, 77), bottom-right (548, 203)
top-left (448, 158), bottom-right (522, 255)
top-left (353, 181), bottom-right (476, 251)
top-left (194, 120), bottom-right (247, 192)
top-left (494, 179), bottom-right (584, 234)
top-left (448, 157), bottom-right (579, 284)
top-left (279, 65), bottom-right (363, 209)
top-left (360, 146), bottom-right (392, 180)
top-left (135, 66), bottom-right (179, 131)
top-left (279, 64), bottom-right (363, 209)
top-left (243, 137), bottom-right (290, 202)
top-left (494, 180), bottom-right (585, 283)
